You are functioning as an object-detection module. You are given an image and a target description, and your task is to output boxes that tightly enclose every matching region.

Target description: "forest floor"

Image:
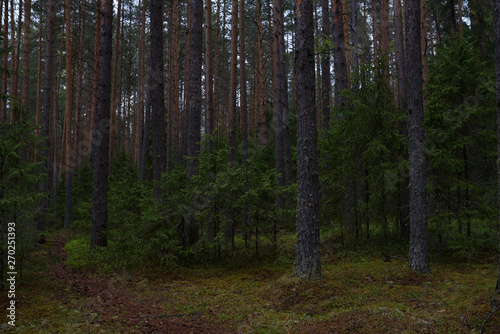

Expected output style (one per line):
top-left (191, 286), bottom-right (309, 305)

top-left (1, 231), bottom-right (500, 333)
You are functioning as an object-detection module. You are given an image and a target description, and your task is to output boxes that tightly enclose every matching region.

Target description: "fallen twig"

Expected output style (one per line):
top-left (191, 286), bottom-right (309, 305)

top-left (382, 253), bottom-right (408, 262)
top-left (133, 312), bottom-right (202, 319)
top-left (479, 305), bottom-right (500, 334)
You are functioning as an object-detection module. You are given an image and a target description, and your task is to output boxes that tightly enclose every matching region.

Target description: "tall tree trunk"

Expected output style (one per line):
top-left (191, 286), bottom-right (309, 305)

top-left (138, 0), bottom-right (146, 174)
top-left (206, 0), bottom-right (214, 140)
top-left (380, 0), bottom-right (390, 77)
top-left (273, 0), bottom-right (284, 187)
top-left (187, 0), bottom-right (202, 178)
top-left (1, 0), bottom-right (8, 122)
top-left (394, 0), bottom-right (409, 239)
top-left (421, 0), bottom-right (429, 87)
top-left (151, 0), bottom-right (165, 198)
top-left (135, 0), bottom-right (144, 167)
top-left (371, 0), bottom-right (379, 65)
top-left (10, 0), bottom-right (21, 121)
top-left (457, 0), bottom-right (463, 38)
top-left (213, 0), bottom-right (221, 133)
top-left (321, 0), bottom-right (331, 130)
top-left (63, 0), bottom-right (74, 229)
top-left (293, 0), bottom-right (321, 281)
top-left (140, 78), bottom-right (152, 181)
top-left (90, 0), bottom-right (113, 249)
top-left (86, 0), bottom-right (102, 161)
top-left (21, 0), bottom-right (31, 120)
top-left (183, 0), bottom-right (191, 158)
top-left (239, 0), bottom-right (248, 164)
top-left (37, 0), bottom-right (56, 231)
top-left (74, 0), bottom-right (87, 169)
top-left (35, 16), bottom-right (43, 162)
top-left (449, 0), bottom-right (457, 34)
top-left (332, 0), bottom-right (349, 112)
top-left (171, 0), bottom-right (180, 164)
top-left (342, 0), bottom-right (350, 87)
top-left (350, 0), bottom-right (360, 91)
top-left (406, 0), bottom-right (430, 274)
top-left (257, 0), bottom-right (267, 146)
top-left (229, 0), bottom-right (238, 164)
top-left (110, 0), bottom-right (122, 161)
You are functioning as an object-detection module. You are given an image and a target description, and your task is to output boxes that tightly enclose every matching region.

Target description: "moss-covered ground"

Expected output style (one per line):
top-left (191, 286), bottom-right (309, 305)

top-left (1, 231), bottom-right (499, 333)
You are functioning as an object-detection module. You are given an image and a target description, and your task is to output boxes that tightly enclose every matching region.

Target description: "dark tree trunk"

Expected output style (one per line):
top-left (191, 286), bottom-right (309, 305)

top-left (110, 0), bottom-right (122, 160)
top-left (394, 0), bottom-right (409, 239)
top-left (150, 0), bottom-right (165, 198)
top-left (187, 0), bottom-right (202, 178)
top-left (229, 0), bottom-right (238, 165)
top-left (293, 0), bottom-right (321, 281)
top-left (74, 0), bottom-right (87, 169)
top-left (141, 77), bottom-right (152, 181)
top-left (279, 0), bottom-right (293, 186)
top-left (321, 0), bottom-right (331, 130)
top-left (137, 0), bottom-right (146, 174)
top-left (21, 0), bottom-right (31, 119)
top-left (90, 0), bottom-right (113, 249)
top-left (350, 0), bottom-right (360, 91)
top-left (37, 0), bottom-right (56, 231)
top-left (332, 0), bottom-right (349, 112)
top-left (406, 0), bottom-right (430, 274)
top-left (256, 0), bottom-right (267, 146)
top-left (63, 0), bottom-right (74, 229)
top-left (273, 0), bottom-right (285, 189)
top-left (239, 0), bottom-right (248, 164)
top-left (493, 0), bottom-right (500, 292)
top-left (206, 1), bottom-right (214, 140)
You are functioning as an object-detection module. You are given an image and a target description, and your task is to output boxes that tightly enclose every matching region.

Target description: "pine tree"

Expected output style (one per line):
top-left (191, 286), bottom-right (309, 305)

top-left (187, 0), bottom-right (203, 178)
top-left (150, 0), bottom-right (165, 197)
top-left (293, 0), bottom-right (321, 281)
top-left (63, 0), bottom-right (74, 229)
top-left (90, 0), bottom-right (114, 249)
top-left (37, 0), bottom-right (56, 231)
top-left (406, 0), bottom-right (430, 274)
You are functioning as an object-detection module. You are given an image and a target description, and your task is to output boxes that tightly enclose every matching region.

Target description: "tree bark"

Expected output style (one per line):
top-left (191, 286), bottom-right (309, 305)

top-left (63, 0), bottom-right (74, 229)
top-left (380, 0), bottom-right (390, 77)
top-left (150, 0), bottom-right (165, 198)
top-left (137, 0), bottom-right (145, 173)
top-left (406, 0), bottom-right (430, 274)
top-left (90, 0), bottom-right (113, 249)
top-left (273, 0), bottom-right (285, 188)
top-left (421, 0), bottom-right (429, 88)
top-left (171, 0), bottom-right (180, 165)
top-left (206, 1), bottom-right (214, 142)
top-left (257, 0), bottom-right (267, 146)
top-left (214, 0), bottom-right (221, 133)
top-left (35, 16), bottom-right (43, 162)
top-left (394, 0), bottom-right (409, 239)
top-left (332, 0), bottom-right (349, 112)
top-left (110, 0), bottom-right (122, 161)
top-left (187, 0), bottom-right (203, 178)
top-left (1, 0), bottom-right (8, 122)
top-left (74, 0), bottom-right (87, 169)
top-left (293, 0), bottom-right (321, 281)
top-left (21, 0), bottom-right (31, 120)
top-left (86, 0), bottom-right (102, 161)
top-left (229, 0), bottom-right (238, 165)
top-left (240, 0), bottom-right (248, 164)
top-left (321, 0), bottom-right (331, 130)
top-left (37, 0), bottom-right (56, 231)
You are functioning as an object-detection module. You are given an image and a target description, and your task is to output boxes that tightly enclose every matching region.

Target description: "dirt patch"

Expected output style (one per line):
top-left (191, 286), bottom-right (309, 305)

top-left (37, 233), bottom-right (228, 333)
